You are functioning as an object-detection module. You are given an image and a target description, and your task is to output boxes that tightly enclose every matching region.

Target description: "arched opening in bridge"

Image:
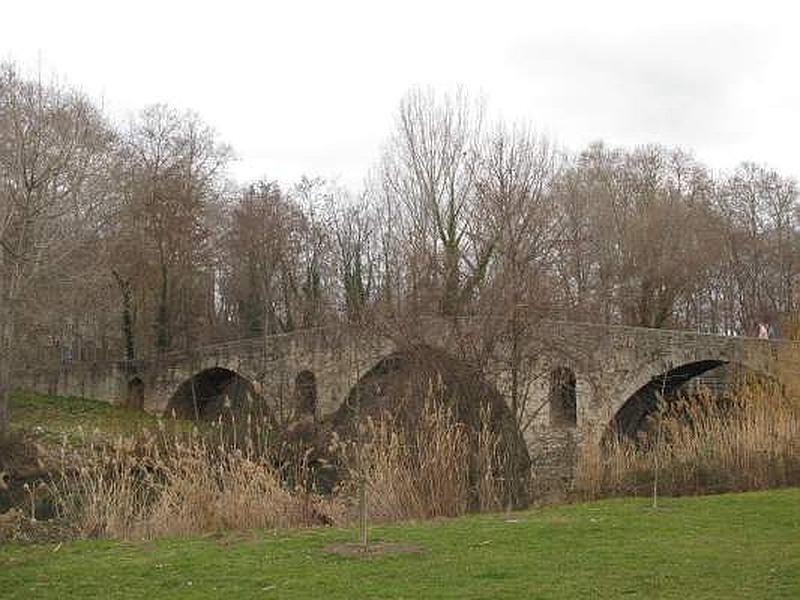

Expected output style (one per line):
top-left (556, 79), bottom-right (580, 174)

top-left (549, 367), bottom-right (577, 428)
top-left (127, 377), bottom-right (144, 410)
top-left (295, 370), bottom-right (318, 417)
top-left (329, 345), bottom-right (531, 508)
top-left (165, 367), bottom-right (268, 422)
top-left (606, 360), bottom-right (751, 442)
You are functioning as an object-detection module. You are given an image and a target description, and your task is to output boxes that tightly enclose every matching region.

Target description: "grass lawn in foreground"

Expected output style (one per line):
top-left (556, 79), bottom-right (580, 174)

top-left (1, 487), bottom-right (798, 599)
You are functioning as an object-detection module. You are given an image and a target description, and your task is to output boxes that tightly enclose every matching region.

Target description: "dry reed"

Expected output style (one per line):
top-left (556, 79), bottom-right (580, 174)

top-left (333, 397), bottom-right (509, 522)
top-left (48, 421), bottom-right (341, 540)
top-left (575, 381), bottom-right (800, 499)
top-left (43, 387), bottom-right (517, 539)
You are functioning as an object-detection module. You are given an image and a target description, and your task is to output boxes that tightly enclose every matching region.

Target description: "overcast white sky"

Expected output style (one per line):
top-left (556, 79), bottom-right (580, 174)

top-left (3, 1), bottom-right (798, 190)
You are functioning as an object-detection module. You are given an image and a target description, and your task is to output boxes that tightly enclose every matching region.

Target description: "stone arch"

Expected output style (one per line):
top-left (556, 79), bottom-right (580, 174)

top-left (549, 366), bottom-right (577, 428)
top-left (164, 366), bottom-right (266, 421)
top-left (606, 357), bottom-right (771, 441)
top-left (329, 344), bottom-right (531, 507)
top-left (127, 376), bottom-right (145, 410)
top-left (330, 346), bottom-right (493, 430)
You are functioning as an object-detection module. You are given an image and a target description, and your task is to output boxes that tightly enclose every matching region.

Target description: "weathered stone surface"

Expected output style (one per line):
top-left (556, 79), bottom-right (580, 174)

top-left (15, 318), bottom-right (797, 479)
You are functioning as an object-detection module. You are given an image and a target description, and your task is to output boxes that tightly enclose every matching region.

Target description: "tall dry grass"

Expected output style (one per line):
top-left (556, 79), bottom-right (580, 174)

top-left (333, 399), bottom-right (509, 522)
top-left (33, 361), bottom-right (527, 540)
top-left (576, 381), bottom-right (800, 499)
top-left (48, 422), bottom-right (342, 540)
top-left (43, 392), bottom-right (516, 539)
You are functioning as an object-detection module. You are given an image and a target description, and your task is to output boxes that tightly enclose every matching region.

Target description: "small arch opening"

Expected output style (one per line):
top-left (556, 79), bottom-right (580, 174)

top-left (295, 370), bottom-right (318, 418)
top-left (127, 377), bottom-right (145, 410)
top-left (549, 367), bottom-right (577, 428)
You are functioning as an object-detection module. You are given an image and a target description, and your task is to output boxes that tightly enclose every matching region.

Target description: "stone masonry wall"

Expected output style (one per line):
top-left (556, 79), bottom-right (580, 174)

top-left (15, 318), bottom-right (798, 492)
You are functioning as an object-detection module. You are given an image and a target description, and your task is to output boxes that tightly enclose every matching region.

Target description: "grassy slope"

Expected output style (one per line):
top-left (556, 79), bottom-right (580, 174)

top-left (7, 391), bottom-right (163, 445)
top-left (1, 488), bottom-right (798, 600)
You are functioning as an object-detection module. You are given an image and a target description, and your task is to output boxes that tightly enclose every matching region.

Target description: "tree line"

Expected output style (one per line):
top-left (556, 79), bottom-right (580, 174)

top-left (1, 64), bottom-right (798, 432)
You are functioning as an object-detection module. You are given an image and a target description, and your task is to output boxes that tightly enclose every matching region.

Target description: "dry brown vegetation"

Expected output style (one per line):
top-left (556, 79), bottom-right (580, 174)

top-left (330, 351), bottom-right (531, 510)
top-left (575, 381), bottom-right (800, 499)
top-left (333, 400), bottom-right (510, 523)
top-left (6, 376), bottom-right (800, 542)
top-left (46, 424), bottom-right (344, 540)
top-left (33, 393), bottom-right (517, 541)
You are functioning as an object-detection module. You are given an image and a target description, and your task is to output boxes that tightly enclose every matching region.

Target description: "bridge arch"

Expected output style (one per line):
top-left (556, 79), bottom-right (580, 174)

top-left (606, 356), bottom-right (773, 441)
top-left (164, 366), bottom-right (267, 421)
top-left (330, 345), bottom-right (513, 431)
top-left (329, 344), bottom-right (531, 506)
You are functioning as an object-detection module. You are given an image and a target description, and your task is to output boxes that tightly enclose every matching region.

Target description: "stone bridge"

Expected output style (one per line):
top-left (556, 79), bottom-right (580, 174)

top-left (17, 317), bottom-right (798, 453)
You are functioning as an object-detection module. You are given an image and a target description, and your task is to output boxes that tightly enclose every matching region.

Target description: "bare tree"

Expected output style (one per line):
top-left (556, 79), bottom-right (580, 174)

top-left (552, 143), bottom-right (722, 328)
top-left (113, 105), bottom-right (231, 354)
top-left (715, 163), bottom-right (799, 333)
top-left (380, 88), bottom-right (489, 316)
top-left (470, 124), bottom-right (561, 428)
top-left (220, 179), bottom-right (303, 335)
top-left (475, 124), bottom-right (560, 312)
top-left (0, 64), bottom-right (112, 434)
top-left (331, 192), bottom-right (377, 323)
top-left (292, 176), bottom-right (334, 328)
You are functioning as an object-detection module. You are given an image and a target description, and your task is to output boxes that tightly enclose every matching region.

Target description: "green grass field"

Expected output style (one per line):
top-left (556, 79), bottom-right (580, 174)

top-left (1, 488), bottom-right (798, 599)
top-left (7, 392), bottom-right (165, 446)
top-left (3, 394), bottom-right (798, 598)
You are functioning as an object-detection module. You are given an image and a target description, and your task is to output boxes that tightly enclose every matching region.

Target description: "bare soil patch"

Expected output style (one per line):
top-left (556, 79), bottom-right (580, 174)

top-left (321, 541), bottom-right (424, 557)
top-left (204, 530), bottom-right (258, 547)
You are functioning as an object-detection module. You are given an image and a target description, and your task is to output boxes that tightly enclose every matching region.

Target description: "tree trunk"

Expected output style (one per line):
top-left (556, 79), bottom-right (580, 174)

top-left (0, 357), bottom-right (9, 438)
top-left (113, 270), bottom-right (136, 361)
top-left (442, 240), bottom-right (461, 316)
top-left (0, 304), bottom-right (14, 438)
top-left (156, 262), bottom-right (170, 351)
